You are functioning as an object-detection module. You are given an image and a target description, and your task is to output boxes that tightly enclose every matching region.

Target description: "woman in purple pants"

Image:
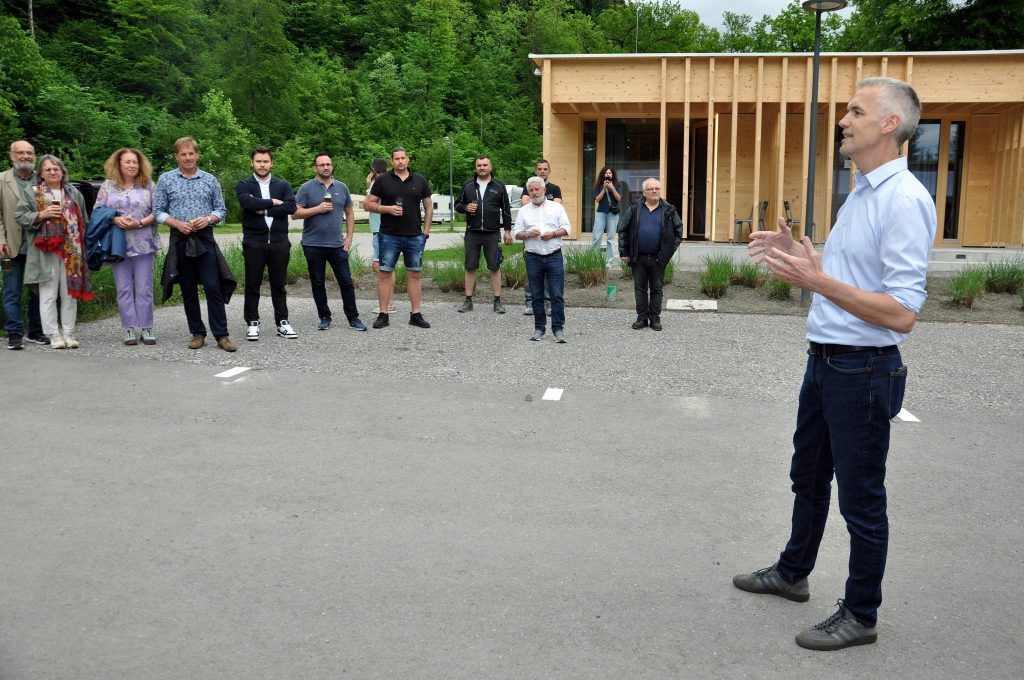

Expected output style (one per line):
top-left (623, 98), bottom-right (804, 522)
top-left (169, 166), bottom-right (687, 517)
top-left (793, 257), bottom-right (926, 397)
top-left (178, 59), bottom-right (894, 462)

top-left (95, 148), bottom-right (160, 345)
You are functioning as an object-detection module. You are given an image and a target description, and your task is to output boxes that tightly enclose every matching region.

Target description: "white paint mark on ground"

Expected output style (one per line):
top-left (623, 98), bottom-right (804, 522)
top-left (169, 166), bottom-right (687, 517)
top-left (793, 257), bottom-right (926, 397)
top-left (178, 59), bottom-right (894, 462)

top-left (666, 299), bottom-right (718, 311)
top-left (215, 366), bottom-right (251, 379)
top-left (542, 388), bottom-right (564, 401)
top-left (894, 408), bottom-right (920, 423)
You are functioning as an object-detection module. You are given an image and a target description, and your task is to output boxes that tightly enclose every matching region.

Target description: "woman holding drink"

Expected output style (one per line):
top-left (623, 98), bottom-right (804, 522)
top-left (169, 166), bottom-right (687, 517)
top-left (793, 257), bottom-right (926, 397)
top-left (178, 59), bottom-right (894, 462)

top-left (15, 154), bottom-right (93, 349)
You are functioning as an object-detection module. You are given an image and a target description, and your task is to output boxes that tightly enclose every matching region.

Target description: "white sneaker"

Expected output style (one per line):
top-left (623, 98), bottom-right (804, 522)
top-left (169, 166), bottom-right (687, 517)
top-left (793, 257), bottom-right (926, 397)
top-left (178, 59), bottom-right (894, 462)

top-left (64, 334), bottom-right (79, 349)
top-left (277, 320), bottom-right (298, 339)
top-left (246, 320), bottom-right (260, 341)
top-left (50, 334), bottom-right (66, 349)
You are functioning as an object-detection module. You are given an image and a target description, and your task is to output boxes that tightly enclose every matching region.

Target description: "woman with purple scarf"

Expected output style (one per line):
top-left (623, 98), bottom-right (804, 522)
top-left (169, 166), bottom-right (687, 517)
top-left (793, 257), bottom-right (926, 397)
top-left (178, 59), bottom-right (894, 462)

top-left (95, 148), bottom-right (160, 345)
top-left (15, 154), bottom-right (92, 349)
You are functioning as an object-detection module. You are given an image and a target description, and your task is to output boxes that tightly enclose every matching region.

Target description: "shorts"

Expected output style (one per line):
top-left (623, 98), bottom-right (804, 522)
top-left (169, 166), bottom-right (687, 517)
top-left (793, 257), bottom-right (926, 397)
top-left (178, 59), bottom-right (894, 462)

top-left (464, 230), bottom-right (501, 271)
top-left (378, 232), bottom-right (425, 272)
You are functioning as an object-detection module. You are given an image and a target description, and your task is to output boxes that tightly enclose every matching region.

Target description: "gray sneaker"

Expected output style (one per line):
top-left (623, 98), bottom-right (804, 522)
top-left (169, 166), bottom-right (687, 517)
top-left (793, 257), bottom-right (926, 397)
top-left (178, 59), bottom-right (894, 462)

top-left (553, 330), bottom-right (567, 343)
top-left (493, 299), bottom-right (505, 314)
top-left (140, 328), bottom-right (156, 345)
top-left (523, 303), bottom-right (533, 315)
top-left (733, 563), bottom-right (809, 602)
top-left (123, 328), bottom-right (138, 346)
top-left (796, 600), bottom-right (877, 651)
top-left (458, 298), bottom-right (473, 313)
top-left (530, 329), bottom-right (544, 341)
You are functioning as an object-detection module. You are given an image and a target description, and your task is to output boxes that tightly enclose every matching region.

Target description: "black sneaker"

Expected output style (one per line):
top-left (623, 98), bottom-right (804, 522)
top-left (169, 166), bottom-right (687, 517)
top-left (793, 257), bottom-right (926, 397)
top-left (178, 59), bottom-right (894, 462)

top-left (732, 563), bottom-right (810, 602)
top-left (631, 316), bottom-right (647, 330)
top-left (796, 600), bottom-right (877, 651)
top-left (25, 331), bottom-right (50, 345)
top-left (372, 313), bottom-right (390, 329)
top-left (7, 334), bottom-right (23, 350)
top-left (650, 318), bottom-right (663, 331)
top-left (409, 312), bottom-right (431, 329)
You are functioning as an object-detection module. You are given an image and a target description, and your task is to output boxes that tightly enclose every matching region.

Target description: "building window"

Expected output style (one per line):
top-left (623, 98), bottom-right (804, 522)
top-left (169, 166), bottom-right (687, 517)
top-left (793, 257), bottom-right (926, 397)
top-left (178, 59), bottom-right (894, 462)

top-left (582, 121), bottom-right (597, 233)
top-left (606, 118), bottom-right (660, 211)
top-left (944, 121), bottom-right (966, 240)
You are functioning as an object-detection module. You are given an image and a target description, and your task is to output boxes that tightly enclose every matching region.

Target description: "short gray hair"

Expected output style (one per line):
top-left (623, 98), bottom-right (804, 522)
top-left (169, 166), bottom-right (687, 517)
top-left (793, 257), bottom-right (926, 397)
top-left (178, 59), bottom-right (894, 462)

top-left (36, 154), bottom-right (69, 185)
top-left (525, 176), bottom-right (546, 190)
top-left (642, 178), bottom-right (660, 190)
top-left (858, 77), bottom-right (921, 147)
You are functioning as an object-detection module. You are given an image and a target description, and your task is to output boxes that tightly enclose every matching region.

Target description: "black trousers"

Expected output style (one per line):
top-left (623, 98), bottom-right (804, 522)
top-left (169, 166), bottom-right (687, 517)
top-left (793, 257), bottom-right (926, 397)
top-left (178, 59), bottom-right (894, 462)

top-left (302, 245), bottom-right (359, 322)
top-left (177, 240), bottom-right (229, 338)
top-left (631, 254), bottom-right (664, 321)
top-left (243, 241), bottom-right (290, 324)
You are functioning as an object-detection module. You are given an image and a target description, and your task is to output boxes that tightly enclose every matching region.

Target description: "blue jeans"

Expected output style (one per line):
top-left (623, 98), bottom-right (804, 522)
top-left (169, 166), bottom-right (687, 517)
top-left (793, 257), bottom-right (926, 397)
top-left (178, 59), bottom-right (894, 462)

top-left (591, 210), bottom-right (619, 265)
top-left (777, 348), bottom-right (907, 627)
top-left (2, 253), bottom-right (43, 337)
top-left (524, 251), bottom-right (565, 332)
top-left (378, 233), bottom-right (425, 272)
top-left (371, 231), bottom-right (380, 262)
top-left (302, 245), bottom-right (359, 323)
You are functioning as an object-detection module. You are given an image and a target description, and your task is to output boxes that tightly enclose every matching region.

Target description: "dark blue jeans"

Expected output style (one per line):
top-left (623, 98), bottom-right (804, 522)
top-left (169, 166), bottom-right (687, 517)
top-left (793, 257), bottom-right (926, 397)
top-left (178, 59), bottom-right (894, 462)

top-left (302, 245), bottom-right (359, 322)
top-left (177, 241), bottom-right (229, 338)
top-left (777, 348), bottom-right (907, 627)
top-left (524, 251), bottom-right (564, 332)
top-left (2, 253), bottom-right (42, 337)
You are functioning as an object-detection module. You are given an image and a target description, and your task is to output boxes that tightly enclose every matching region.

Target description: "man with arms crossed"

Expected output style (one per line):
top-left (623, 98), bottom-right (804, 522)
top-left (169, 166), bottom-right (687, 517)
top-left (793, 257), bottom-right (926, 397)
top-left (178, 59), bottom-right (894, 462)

top-left (236, 146), bottom-right (297, 340)
top-left (454, 155), bottom-right (512, 314)
top-left (512, 176), bottom-right (570, 344)
top-left (0, 140), bottom-right (47, 349)
top-left (293, 153), bottom-right (367, 331)
top-left (733, 77), bottom-right (936, 650)
top-left (519, 159), bottom-right (561, 315)
top-left (364, 147), bottom-right (432, 330)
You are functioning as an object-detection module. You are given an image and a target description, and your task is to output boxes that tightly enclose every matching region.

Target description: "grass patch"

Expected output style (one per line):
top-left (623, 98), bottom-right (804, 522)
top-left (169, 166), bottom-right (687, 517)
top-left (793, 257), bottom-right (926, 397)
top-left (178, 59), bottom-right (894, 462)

top-left (766, 276), bottom-right (793, 300)
top-left (700, 254), bottom-right (734, 298)
top-left (949, 267), bottom-right (987, 308)
top-left (393, 265), bottom-right (408, 293)
top-left (984, 258), bottom-right (1024, 294)
top-left (663, 260), bottom-right (676, 284)
top-left (564, 246), bottom-right (606, 288)
top-left (429, 261), bottom-right (465, 292)
top-left (734, 260), bottom-right (767, 288)
top-left (501, 253), bottom-right (527, 290)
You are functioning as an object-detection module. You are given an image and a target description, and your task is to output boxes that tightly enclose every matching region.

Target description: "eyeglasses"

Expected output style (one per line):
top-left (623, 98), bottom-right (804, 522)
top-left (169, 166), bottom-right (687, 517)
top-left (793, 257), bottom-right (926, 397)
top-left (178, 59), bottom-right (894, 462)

top-left (41, 168), bottom-right (62, 174)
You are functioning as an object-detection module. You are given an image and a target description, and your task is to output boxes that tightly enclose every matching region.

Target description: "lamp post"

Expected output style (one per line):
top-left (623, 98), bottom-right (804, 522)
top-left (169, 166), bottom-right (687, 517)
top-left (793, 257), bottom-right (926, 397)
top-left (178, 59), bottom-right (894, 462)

top-left (442, 135), bottom-right (454, 232)
top-left (800, 0), bottom-right (847, 306)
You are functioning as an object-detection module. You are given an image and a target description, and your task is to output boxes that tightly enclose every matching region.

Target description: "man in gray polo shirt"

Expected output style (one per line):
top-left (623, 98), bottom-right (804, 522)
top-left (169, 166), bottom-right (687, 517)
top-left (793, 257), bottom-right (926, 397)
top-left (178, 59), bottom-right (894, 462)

top-left (293, 153), bottom-right (367, 331)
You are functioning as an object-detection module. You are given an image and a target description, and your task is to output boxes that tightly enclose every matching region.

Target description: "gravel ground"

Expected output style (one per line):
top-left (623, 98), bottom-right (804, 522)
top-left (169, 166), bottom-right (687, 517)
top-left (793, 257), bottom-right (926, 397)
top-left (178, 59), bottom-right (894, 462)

top-left (47, 295), bottom-right (1024, 418)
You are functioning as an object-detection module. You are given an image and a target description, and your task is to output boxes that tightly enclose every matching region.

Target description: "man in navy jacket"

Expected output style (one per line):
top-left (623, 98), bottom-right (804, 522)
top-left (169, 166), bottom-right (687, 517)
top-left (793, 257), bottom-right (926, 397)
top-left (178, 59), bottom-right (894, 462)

top-left (236, 146), bottom-right (297, 340)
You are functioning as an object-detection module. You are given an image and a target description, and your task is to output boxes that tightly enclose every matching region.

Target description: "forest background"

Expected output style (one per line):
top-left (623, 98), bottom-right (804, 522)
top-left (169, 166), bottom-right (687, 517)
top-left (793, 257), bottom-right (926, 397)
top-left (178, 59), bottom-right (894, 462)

top-left (0, 0), bottom-right (1019, 219)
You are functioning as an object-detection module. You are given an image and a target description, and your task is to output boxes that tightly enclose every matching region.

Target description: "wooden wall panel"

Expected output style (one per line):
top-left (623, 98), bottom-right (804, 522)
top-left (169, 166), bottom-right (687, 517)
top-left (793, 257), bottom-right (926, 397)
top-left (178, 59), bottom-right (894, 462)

top-left (961, 114), bottom-right (998, 246)
top-left (548, 113), bottom-right (581, 238)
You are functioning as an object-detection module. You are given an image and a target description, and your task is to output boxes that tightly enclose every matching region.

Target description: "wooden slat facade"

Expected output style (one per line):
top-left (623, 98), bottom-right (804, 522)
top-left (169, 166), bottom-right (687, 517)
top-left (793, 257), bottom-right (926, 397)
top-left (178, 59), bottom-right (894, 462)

top-left (532, 51), bottom-right (1024, 247)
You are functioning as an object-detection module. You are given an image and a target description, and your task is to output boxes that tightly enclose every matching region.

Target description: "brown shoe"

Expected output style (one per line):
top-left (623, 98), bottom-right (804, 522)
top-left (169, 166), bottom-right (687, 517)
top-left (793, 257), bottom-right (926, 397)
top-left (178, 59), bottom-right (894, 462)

top-left (217, 336), bottom-right (237, 352)
top-left (188, 334), bottom-right (205, 350)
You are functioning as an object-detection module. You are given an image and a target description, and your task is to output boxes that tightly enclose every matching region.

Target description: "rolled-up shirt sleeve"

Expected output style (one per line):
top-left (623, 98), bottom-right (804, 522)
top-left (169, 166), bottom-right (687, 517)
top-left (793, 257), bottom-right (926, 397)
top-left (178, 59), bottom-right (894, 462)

top-left (210, 177), bottom-right (227, 222)
top-left (880, 193), bottom-right (936, 313)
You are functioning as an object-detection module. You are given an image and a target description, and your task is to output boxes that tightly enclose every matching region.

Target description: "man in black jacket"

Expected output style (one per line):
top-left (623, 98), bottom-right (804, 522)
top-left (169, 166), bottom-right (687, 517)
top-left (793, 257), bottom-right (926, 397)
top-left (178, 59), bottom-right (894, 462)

top-left (235, 146), bottom-right (297, 340)
top-left (454, 155), bottom-right (512, 313)
top-left (617, 178), bottom-right (683, 331)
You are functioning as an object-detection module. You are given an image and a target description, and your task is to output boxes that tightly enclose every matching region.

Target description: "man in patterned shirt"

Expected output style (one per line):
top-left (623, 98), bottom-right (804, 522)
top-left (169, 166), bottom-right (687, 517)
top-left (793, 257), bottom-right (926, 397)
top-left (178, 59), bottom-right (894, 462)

top-left (153, 137), bottom-right (237, 352)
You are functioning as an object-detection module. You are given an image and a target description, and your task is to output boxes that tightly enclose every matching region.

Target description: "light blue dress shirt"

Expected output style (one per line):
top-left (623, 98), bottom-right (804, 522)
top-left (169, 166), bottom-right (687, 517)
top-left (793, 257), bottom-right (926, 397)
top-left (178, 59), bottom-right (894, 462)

top-left (152, 168), bottom-right (227, 227)
top-left (806, 156), bottom-right (937, 347)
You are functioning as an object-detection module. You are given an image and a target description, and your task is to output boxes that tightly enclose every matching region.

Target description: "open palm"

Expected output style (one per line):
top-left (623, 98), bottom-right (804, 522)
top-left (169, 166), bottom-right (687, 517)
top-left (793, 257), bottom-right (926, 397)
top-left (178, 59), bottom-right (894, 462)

top-left (747, 217), bottom-right (802, 263)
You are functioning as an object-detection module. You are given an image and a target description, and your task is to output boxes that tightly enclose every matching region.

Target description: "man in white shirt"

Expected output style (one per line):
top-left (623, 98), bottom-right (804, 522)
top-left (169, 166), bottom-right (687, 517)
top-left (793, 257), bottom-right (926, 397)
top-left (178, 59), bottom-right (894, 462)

top-left (512, 176), bottom-right (570, 343)
top-left (733, 77), bottom-right (936, 651)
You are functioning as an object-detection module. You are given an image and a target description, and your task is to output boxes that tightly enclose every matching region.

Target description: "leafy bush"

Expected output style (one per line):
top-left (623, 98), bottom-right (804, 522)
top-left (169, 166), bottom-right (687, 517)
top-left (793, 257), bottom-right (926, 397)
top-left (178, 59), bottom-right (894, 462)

top-left (766, 276), bottom-right (792, 300)
top-left (734, 260), bottom-right (766, 288)
top-left (984, 258), bottom-right (1024, 293)
top-left (564, 246), bottom-right (606, 287)
top-left (429, 261), bottom-right (465, 292)
top-left (949, 268), bottom-right (987, 308)
top-left (699, 254), bottom-right (734, 298)
top-left (501, 253), bottom-right (527, 290)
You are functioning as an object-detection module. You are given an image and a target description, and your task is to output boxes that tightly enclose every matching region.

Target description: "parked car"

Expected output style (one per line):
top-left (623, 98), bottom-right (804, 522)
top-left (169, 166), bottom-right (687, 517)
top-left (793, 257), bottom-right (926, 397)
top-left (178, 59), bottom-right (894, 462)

top-left (71, 179), bottom-right (105, 214)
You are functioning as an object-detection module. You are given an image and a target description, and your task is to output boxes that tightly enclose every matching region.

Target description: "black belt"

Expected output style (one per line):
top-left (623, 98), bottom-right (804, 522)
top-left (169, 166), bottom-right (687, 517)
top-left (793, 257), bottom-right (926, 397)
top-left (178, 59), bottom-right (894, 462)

top-left (807, 342), bottom-right (897, 357)
top-left (526, 249), bottom-right (561, 257)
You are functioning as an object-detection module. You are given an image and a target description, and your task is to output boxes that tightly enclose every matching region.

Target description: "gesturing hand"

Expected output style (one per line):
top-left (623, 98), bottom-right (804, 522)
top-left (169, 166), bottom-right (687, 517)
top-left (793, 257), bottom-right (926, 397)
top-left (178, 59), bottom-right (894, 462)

top-left (748, 217), bottom-right (802, 264)
top-left (764, 236), bottom-right (823, 291)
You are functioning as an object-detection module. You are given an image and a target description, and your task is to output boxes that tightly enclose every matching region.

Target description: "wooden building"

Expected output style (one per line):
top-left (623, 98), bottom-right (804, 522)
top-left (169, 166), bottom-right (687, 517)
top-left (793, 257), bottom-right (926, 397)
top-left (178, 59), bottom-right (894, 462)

top-left (530, 50), bottom-right (1024, 247)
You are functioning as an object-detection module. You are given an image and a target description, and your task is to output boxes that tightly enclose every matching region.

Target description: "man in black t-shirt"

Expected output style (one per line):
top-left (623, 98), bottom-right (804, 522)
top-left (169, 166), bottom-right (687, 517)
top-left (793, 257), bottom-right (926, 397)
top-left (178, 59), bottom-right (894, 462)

top-left (519, 159), bottom-right (562, 314)
top-left (364, 147), bottom-right (433, 329)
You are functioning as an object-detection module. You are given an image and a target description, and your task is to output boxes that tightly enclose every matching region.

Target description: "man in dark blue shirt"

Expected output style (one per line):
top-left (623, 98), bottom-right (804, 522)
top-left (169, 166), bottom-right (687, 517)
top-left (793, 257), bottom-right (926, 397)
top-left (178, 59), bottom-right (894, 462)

top-left (617, 178), bottom-right (682, 331)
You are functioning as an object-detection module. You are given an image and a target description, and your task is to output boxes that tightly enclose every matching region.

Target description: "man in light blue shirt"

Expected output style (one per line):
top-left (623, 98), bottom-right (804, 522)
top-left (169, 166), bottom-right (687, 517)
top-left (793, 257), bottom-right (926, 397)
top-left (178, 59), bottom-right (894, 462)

top-left (734, 77), bottom-right (936, 651)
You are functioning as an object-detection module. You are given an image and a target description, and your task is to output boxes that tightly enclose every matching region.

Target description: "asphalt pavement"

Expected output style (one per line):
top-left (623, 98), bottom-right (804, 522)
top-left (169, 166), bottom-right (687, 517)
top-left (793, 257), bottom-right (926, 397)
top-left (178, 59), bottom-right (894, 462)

top-left (1, 301), bottom-right (1021, 679)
